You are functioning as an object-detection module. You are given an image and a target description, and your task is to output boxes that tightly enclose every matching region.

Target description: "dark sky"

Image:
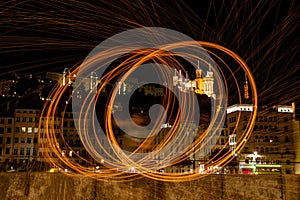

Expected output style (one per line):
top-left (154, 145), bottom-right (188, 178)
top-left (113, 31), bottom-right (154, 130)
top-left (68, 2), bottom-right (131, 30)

top-left (0, 0), bottom-right (299, 114)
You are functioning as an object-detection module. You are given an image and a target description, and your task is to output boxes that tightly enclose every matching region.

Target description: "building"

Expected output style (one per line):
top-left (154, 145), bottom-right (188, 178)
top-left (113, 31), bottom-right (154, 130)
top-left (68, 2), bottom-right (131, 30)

top-left (0, 109), bottom-right (39, 170)
top-left (0, 117), bottom-right (14, 165)
top-left (12, 109), bottom-right (40, 164)
top-left (227, 103), bottom-right (299, 174)
top-left (172, 63), bottom-right (215, 98)
top-left (38, 116), bottom-right (62, 164)
top-left (0, 79), bottom-right (17, 97)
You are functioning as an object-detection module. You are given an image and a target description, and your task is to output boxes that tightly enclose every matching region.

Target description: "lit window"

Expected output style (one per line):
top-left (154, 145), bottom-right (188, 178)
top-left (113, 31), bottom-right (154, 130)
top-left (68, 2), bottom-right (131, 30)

top-left (34, 128), bottom-right (38, 133)
top-left (21, 127), bottom-right (26, 133)
top-left (28, 127), bottom-right (32, 133)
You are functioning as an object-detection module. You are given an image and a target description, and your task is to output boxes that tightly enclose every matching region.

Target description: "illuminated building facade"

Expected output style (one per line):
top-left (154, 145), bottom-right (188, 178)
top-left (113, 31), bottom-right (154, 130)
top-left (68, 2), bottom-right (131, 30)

top-left (172, 63), bottom-right (215, 98)
top-left (38, 112), bottom-right (91, 167)
top-left (227, 103), bottom-right (299, 174)
top-left (38, 116), bottom-right (62, 163)
top-left (0, 109), bottom-right (39, 170)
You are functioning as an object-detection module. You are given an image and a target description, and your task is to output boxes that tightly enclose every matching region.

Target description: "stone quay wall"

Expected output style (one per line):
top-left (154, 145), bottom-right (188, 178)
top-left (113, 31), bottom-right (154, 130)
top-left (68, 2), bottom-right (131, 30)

top-left (0, 173), bottom-right (299, 200)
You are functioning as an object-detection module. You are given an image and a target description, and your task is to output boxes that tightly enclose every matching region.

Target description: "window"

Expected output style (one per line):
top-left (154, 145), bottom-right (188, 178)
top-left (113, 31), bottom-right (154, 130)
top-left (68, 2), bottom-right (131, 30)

top-left (245, 147), bottom-right (249, 152)
top-left (20, 148), bottom-right (24, 155)
top-left (0, 119), bottom-right (4, 124)
top-left (16, 127), bottom-right (20, 132)
top-left (22, 117), bottom-right (26, 122)
top-left (82, 150), bottom-right (86, 157)
top-left (26, 148), bottom-right (30, 156)
top-left (8, 119), bottom-right (12, 124)
top-left (5, 148), bottom-right (10, 154)
top-left (33, 148), bottom-right (37, 156)
top-left (16, 117), bottom-right (20, 122)
top-left (286, 148), bottom-right (290, 153)
top-left (28, 118), bottom-right (33, 122)
top-left (21, 127), bottom-right (26, 133)
top-left (27, 138), bottom-right (31, 144)
top-left (7, 127), bottom-right (11, 133)
top-left (14, 138), bottom-right (19, 143)
top-left (269, 117), bottom-right (273, 122)
top-left (64, 121), bottom-right (68, 127)
top-left (21, 137), bottom-right (25, 143)
top-left (285, 136), bottom-right (290, 143)
top-left (34, 127), bottom-right (38, 133)
top-left (75, 140), bottom-right (81, 146)
top-left (284, 126), bottom-right (289, 131)
top-left (33, 138), bottom-right (38, 144)
top-left (264, 136), bottom-right (269, 142)
top-left (13, 148), bottom-right (18, 155)
top-left (0, 137), bottom-right (3, 144)
top-left (254, 125), bottom-right (258, 131)
top-left (28, 127), bottom-right (32, 133)
top-left (0, 127), bottom-right (4, 134)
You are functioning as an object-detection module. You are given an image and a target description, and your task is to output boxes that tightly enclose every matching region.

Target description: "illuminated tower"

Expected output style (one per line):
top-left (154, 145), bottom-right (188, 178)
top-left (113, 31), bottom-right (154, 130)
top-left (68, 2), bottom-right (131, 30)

top-left (195, 61), bottom-right (204, 94)
top-left (244, 74), bottom-right (249, 99)
top-left (204, 64), bottom-right (214, 98)
top-left (90, 72), bottom-right (98, 93)
top-left (62, 68), bottom-right (71, 86)
top-left (173, 70), bottom-right (178, 86)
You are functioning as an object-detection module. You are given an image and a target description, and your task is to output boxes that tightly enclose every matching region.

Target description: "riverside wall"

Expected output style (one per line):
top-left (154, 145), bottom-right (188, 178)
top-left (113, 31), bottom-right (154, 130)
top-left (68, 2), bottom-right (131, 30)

top-left (0, 173), bottom-right (299, 200)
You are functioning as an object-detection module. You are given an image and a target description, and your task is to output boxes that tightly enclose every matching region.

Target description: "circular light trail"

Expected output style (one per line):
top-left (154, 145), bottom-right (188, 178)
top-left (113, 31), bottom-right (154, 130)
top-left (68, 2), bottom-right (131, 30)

top-left (40, 27), bottom-right (257, 182)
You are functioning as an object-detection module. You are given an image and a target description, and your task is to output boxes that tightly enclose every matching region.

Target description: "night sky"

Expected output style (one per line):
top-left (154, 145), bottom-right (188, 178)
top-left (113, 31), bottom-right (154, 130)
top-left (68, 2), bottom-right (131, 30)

top-left (0, 0), bottom-right (299, 116)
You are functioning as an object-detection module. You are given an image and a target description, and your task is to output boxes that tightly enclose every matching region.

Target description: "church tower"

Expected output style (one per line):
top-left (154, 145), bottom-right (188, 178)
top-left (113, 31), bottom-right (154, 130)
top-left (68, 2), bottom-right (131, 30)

top-left (195, 61), bottom-right (204, 94)
top-left (244, 74), bottom-right (249, 99)
top-left (203, 64), bottom-right (214, 98)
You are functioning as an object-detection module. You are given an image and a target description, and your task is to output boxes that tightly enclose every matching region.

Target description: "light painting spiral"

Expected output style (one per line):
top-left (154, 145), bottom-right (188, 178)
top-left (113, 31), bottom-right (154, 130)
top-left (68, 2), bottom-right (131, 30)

top-left (40, 27), bottom-right (257, 182)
